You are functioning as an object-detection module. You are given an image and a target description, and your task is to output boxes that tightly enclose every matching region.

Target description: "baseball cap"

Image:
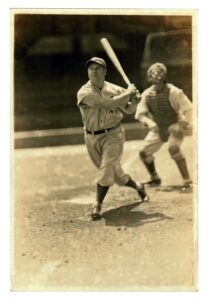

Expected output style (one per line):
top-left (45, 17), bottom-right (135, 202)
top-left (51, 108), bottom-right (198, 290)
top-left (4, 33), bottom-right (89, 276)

top-left (85, 57), bottom-right (106, 69)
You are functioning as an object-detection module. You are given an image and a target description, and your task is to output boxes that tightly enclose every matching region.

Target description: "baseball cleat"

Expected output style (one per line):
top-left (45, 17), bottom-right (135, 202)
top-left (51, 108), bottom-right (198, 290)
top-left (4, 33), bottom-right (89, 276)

top-left (144, 177), bottom-right (161, 187)
top-left (181, 181), bottom-right (193, 193)
top-left (137, 183), bottom-right (149, 202)
top-left (91, 203), bottom-right (102, 221)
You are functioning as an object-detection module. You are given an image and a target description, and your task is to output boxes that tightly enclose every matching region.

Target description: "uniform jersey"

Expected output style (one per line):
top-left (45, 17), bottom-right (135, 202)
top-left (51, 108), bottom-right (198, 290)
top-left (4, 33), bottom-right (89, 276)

top-left (135, 83), bottom-right (192, 130)
top-left (77, 79), bottom-right (136, 187)
top-left (77, 80), bottom-right (127, 131)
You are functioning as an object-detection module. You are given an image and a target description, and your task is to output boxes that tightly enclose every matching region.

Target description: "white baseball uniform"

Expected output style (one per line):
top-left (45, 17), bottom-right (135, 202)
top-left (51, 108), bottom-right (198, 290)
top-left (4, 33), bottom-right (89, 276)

top-left (77, 80), bottom-right (137, 186)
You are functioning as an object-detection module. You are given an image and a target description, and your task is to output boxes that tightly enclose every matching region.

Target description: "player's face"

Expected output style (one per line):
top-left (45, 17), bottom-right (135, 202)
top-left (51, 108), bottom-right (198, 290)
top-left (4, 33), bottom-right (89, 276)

top-left (88, 63), bottom-right (106, 86)
top-left (151, 78), bottom-right (165, 91)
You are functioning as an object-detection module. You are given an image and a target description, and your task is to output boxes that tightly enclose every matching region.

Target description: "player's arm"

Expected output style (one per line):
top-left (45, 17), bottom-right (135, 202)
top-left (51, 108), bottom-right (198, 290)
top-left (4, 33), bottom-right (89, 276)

top-left (170, 88), bottom-right (193, 127)
top-left (135, 94), bottom-right (157, 129)
top-left (80, 84), bottom-right (137, 109)
top-left (120, 92), bottom-right (141, 114)
top-left (179, 92), bottom-right (192, 126)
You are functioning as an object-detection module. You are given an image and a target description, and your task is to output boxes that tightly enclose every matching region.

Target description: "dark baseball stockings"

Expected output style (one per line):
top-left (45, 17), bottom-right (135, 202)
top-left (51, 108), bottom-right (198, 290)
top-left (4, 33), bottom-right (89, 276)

top-left (139, 151), bottom-right (157, 175)
top-left (139, 151), bottom-right (161, 185)
top-left (91, 184), bottom-right (110, 221)
top-left (96, 184), bottom-right (110, 204)
top-left (125, 177), bottom-right (149, 202)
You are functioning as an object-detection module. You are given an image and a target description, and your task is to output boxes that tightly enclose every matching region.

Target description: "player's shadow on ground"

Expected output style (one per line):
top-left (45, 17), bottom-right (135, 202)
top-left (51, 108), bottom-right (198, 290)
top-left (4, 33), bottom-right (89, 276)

top-left (102, 202), bottom-right (173, 228)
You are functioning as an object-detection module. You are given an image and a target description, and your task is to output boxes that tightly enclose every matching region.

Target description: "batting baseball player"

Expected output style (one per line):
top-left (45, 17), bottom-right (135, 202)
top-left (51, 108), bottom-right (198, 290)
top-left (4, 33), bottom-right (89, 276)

top-left (135, 62), bottom-right (193, 191)
top-left (77, 57), bottom-right (149, 221)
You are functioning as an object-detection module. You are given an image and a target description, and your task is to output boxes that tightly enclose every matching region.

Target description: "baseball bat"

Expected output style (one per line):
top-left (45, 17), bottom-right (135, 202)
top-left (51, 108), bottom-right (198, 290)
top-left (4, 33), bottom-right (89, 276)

top-left (100, 38), bottom-right (131, 86)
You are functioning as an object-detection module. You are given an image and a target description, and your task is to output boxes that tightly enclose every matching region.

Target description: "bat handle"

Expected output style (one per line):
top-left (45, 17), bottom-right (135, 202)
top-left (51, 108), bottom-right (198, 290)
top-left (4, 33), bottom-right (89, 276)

top-left (124, 77), bottom-right (131, 86)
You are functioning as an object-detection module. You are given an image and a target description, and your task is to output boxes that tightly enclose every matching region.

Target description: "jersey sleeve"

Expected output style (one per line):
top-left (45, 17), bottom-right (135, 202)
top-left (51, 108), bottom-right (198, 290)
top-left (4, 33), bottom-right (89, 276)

top-left (77, 86), bottom-right (94, 106)
top-left (169, 85), bottom-right (192, 124)
top-left (135, 90), bottom-right (157, 128)
top-left (135, 90), bottom-right (150, 118)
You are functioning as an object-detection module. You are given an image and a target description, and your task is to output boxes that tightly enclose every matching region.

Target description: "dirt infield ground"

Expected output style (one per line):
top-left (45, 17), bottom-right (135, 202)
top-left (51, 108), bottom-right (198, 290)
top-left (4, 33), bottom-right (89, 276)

top-left (12, 137), bottom-right (197, 291)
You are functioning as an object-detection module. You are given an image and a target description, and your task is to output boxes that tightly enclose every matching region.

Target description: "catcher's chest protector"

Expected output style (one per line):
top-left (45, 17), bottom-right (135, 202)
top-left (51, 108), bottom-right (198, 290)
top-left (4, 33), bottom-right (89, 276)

top-left (146, 85), bottom-right (178, 129)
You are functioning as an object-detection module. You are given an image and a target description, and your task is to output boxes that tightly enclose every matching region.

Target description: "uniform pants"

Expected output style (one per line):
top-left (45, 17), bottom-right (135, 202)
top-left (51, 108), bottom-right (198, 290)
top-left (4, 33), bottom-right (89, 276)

top-left (85, 125), bottom-right (129, 186)
top-left (140, 127), bottom-right (189, 163)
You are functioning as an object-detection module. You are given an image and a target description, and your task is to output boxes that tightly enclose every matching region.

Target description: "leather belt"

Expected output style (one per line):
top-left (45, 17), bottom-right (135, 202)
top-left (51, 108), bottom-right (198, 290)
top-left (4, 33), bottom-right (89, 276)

top-left (86, 122), bottom-right (120, 135)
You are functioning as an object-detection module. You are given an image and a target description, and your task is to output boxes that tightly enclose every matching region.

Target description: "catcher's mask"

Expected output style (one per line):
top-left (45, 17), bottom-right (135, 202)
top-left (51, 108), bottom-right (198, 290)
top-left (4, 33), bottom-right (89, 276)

top-left (147, 62), bottom-right (167, 83)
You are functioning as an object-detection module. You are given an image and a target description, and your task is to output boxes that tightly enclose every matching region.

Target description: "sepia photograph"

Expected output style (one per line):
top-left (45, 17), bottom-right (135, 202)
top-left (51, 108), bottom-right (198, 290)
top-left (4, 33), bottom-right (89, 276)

top-left (11, 9), bottom-right (197, 292)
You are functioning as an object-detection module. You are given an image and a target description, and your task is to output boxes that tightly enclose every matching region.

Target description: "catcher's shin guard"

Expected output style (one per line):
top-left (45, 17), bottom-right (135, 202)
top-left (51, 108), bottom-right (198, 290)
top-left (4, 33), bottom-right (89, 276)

top-left (174, 157), bottom-right (191, 181)
top-left (168, 145), bottom-right (191, 181)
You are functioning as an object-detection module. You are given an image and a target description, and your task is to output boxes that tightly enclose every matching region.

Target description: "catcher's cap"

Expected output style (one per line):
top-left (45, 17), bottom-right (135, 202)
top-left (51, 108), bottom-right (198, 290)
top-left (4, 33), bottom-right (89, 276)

top-left (147, 62), bottom-right (167, 82)
top-left (85, 57), bottom-right (106, 69)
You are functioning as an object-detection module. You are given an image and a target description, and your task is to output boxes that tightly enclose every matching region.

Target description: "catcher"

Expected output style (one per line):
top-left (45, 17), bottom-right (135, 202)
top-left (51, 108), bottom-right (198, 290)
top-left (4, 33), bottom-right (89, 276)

top-left (135, 62), bottom-right (193, 191)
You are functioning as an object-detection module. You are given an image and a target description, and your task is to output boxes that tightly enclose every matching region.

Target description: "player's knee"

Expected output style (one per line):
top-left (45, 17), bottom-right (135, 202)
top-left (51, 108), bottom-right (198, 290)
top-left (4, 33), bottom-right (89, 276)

top-left (98, 175), bottom-right (114, 187)
top-left (168, 144), bottom-right (181, 159)
top-left (104, 177), bottom-right (114, 186)
top-left (98, 164), bottom-right (115, 186)
top-left (114, 166), bottom-right (129, 186)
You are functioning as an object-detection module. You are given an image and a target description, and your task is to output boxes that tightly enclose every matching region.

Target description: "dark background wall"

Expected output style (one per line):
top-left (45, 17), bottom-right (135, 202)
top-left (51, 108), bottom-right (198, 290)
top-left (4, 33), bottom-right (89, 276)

top-left (14, 14), bottom-right (192, 132)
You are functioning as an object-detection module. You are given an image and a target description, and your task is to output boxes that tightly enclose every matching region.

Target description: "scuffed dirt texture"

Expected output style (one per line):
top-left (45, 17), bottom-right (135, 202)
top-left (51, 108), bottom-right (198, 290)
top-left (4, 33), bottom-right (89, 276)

top-left (12, 138), bottom-right (197, 291)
